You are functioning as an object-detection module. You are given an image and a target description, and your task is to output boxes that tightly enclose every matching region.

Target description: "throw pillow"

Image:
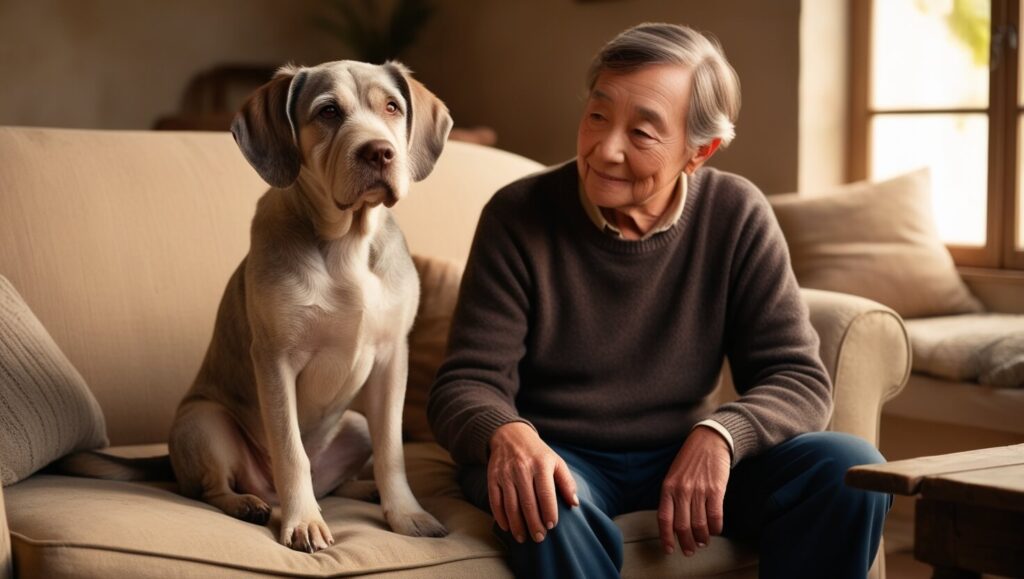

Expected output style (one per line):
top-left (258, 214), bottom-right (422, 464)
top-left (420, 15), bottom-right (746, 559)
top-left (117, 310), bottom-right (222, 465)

top-left (0, 275), bottom-right (108, 486)
top-left (769, 168), bottom-right (983, 319)
top-left (405, 255), bottom-right (464, 442)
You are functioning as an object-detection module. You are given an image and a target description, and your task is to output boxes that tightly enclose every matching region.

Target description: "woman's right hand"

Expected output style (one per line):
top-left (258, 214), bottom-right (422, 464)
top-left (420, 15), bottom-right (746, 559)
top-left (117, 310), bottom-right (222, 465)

top-left (487, 422), bottom-right (579, 544)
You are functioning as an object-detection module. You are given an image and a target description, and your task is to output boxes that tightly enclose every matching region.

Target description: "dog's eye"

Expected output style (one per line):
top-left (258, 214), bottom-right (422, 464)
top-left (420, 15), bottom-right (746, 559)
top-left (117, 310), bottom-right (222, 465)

top-left (385, 101), bottom-right (400, 114)
top-left (319, 105), bottom-right (340, 120)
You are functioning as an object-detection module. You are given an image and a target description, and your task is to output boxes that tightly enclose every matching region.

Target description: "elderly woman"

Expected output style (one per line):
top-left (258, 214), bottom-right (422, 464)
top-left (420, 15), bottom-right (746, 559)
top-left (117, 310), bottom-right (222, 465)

top-left (428, 23), bottom-right (890, 578)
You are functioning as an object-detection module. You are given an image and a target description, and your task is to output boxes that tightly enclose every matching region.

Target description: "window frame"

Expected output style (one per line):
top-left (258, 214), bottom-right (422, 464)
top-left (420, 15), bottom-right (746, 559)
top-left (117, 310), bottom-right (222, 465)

top-left (849, 0), bottom-right (1024, 270)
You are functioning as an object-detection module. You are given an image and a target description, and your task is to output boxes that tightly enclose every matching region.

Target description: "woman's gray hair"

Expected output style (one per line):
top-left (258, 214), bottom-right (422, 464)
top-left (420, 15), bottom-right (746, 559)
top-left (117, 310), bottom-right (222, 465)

top-left (587, 23), bottom-right (741, 151)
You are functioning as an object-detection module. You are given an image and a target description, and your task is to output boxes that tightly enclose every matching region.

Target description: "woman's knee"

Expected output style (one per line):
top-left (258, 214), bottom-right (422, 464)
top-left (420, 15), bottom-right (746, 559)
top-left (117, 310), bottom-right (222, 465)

top-left (793, 431), bottom-right (884, 478)
top-left (546, 495), bottom-right (613, 540)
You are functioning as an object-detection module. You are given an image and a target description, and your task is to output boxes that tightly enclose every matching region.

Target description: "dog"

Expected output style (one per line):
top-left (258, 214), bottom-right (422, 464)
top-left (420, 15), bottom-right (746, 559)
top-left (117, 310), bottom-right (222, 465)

top-left (56, 60), bottom-right (453, 553)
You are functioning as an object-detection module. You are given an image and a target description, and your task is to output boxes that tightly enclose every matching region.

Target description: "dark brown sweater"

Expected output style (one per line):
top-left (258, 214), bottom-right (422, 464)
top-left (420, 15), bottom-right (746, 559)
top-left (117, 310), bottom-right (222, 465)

top-left (427, 161), bottom-right (833, 466)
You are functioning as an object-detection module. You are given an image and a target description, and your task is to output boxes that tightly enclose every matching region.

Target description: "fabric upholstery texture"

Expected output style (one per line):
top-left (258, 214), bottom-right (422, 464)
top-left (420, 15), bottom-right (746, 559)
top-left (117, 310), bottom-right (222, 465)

top-left (405, 255), bottom-right (464, 442)
top-left (5, 443), bottom-right (760, 579)
top-left (769, 168), bottom-right (983, 319)
top-left (0, 469), bottom-right (10, 578)
top-left (883, 372), bottom-right (1024, 435)
top-left (905, 314), bottom-right (1024, 388)
top-left (0, 276), bottom-right (108, 486)
top-left (393, 145), bottom-right (544, 265)
top-left (0, 128), bottom-right (266, 446)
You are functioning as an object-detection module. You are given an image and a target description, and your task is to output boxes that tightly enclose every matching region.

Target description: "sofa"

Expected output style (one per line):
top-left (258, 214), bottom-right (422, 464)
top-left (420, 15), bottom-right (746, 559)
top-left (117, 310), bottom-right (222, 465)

top-left (0, 126), bottom-right (909, 578)
top-left (882, 270), bottom-right (1024, 445)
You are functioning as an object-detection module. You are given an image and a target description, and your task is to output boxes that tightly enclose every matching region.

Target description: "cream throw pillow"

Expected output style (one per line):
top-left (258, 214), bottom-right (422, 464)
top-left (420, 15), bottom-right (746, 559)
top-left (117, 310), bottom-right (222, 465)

top-left (405, 255), bottom-right (464, 443)
top-left (0, 276), bottom-right (108, 486)
top-left (769, 169), bottom-right (983, 319)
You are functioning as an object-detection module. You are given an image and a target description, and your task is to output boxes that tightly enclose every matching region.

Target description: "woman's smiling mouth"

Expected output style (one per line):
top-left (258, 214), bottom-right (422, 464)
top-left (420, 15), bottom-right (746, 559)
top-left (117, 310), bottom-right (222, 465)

top-left (590, 165), bottom-right (631, 183)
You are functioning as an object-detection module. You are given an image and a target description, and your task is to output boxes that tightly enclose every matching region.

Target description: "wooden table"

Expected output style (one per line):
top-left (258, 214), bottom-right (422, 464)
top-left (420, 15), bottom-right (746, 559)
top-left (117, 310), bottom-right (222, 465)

top-left (847, 444), bottom-right (1024, 578)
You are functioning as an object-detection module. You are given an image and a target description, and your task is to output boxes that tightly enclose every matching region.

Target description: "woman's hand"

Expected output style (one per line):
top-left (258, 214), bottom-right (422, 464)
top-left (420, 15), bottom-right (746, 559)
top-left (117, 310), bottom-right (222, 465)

top-left (658, 426), bottom-right (732, 557)
top-left (488, 422), bottom-right (579, 543)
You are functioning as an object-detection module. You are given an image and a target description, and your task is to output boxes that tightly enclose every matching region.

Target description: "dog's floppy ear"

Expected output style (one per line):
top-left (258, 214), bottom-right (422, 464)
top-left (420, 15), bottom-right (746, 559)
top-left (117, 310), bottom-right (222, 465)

top-left (231, 65), bottom-right (308, 189)
top-left (386, 62), bottom-right (453, 182)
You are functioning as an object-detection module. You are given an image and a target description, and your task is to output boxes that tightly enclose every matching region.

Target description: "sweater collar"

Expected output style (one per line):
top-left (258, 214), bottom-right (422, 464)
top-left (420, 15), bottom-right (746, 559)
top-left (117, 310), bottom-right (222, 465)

top-left (577, 172), bottom-right (689, 240)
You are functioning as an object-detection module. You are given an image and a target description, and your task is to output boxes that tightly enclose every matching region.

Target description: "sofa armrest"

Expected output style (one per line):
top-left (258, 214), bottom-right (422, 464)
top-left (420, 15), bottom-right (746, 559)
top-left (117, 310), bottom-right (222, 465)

top-left (802, 288), bottom-right (911, 446)
top-left (0, 482), bottom-right (10, 579)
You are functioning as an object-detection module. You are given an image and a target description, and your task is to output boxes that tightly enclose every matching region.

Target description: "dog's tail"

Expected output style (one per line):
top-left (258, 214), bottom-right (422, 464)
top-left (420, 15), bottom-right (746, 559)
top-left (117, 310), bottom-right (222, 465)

top-left (48, 450), bottom-right (174, 482)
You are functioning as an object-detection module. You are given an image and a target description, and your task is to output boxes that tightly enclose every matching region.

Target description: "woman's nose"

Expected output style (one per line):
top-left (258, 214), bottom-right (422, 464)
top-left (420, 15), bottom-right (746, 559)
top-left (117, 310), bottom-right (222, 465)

top-left (595, 131), bottom-right (627, 163)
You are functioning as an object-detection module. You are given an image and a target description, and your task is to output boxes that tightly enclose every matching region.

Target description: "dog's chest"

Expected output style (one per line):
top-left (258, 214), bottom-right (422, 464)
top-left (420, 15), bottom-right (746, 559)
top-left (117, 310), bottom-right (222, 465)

top-left (298, 247), bottom-right (398, 348)
top-left (288, 243), bottom-right (406, 424)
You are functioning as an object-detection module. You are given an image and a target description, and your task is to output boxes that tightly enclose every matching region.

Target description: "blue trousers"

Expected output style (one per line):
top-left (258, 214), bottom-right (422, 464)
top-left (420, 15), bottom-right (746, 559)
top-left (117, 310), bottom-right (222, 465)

top-left (458, 431), bottom-right (891, 578)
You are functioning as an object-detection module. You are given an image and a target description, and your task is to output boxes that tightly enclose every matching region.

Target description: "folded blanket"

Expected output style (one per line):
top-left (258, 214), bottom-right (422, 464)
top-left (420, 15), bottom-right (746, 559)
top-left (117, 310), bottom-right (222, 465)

top-left (905, 314), bottom-right (1024, 388)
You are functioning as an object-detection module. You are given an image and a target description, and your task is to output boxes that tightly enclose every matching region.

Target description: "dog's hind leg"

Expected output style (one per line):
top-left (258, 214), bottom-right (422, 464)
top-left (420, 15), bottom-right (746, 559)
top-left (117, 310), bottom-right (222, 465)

top-left (169, 398), bottom-right (274, 525)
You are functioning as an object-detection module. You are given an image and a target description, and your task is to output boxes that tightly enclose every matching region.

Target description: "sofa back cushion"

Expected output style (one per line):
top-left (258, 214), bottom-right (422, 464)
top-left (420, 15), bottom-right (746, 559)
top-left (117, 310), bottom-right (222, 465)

top-left (392, 140), bottom-right (544, 264)
top-left (0, 128), bottom-right (265, 445)
top-left (0, 127), bottom-right (543, 445)
top-left (405, 255), bottom-right (465, 442)
top-left (0, 275), bottom-right (108, 485)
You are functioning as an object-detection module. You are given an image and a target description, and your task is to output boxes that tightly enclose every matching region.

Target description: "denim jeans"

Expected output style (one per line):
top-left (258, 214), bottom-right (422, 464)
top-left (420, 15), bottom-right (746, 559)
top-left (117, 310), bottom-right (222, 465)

top-left (458, 431), bottom-right (891, 579)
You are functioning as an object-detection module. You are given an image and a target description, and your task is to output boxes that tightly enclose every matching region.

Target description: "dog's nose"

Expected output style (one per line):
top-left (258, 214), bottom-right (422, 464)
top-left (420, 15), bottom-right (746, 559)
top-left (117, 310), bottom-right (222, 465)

top-left (358, 140), bottom-right (395, 170)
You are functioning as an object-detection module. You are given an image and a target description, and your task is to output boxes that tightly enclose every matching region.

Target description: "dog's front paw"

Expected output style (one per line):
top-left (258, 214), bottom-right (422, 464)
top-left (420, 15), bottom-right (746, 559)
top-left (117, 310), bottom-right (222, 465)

top-left (385, 508), bottom-right (448, 538)
top-left (280, 509), bottom-right (334, 553)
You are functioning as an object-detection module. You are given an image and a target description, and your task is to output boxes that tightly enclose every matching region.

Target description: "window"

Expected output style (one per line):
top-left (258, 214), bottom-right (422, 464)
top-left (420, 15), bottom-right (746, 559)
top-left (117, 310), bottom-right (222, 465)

top-left (851, 0), bottom-right (1024, 269)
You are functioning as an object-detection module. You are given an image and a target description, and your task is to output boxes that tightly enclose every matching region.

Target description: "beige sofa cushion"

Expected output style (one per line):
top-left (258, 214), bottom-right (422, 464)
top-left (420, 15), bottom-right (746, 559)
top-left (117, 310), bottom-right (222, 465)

top-left (0, 128), bottom-right (268, 446)
top-left (406, 255), bottom-right (464, 443)
top-left (6, 443), bottom-right (757, 578)
top-left (0, 276), bottom-right (108, 486)
top-left (769, 169), bottom-right (983, 319)
top-left (883, 372), bottom-right (1024, 435)
top-left (905, 314), bottom-right (1024, 388)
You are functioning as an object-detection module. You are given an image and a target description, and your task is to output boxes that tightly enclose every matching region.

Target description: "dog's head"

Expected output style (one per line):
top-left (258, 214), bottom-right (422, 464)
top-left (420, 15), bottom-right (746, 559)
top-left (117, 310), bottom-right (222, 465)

top-left (231, 61), bottom-right (452, 211)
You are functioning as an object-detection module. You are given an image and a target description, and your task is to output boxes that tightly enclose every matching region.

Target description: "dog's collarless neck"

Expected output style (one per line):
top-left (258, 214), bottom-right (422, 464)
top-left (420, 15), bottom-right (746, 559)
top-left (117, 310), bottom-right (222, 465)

top-left (289, 184), bottom-right (384, 242)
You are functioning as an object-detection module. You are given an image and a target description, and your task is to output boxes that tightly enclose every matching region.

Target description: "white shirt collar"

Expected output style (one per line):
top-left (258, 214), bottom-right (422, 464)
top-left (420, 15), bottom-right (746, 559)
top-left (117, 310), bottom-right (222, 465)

top-left (577, 173), bottom-right (689, 240)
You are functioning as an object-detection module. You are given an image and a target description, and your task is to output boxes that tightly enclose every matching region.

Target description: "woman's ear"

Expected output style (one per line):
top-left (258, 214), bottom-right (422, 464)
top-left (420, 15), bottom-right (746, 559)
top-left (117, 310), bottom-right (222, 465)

top-left (684, 138), bottom-right (722, 175)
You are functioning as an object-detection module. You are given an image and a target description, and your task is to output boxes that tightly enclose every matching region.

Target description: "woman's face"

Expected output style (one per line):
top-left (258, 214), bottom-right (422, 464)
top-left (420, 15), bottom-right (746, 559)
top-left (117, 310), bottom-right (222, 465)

top-left (577, 64), bottom-right (697, 211)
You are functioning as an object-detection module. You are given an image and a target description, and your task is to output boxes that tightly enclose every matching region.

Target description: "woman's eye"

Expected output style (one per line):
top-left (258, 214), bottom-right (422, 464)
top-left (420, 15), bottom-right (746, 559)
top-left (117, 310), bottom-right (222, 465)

top-left (633, 129), bottom-right (653, 139)
top-left (319, 105), bottom-right (340, 120)
top-left (589, 113), bottom-right (605, 122)
top-left (386, 101), bottom-right (399, 114)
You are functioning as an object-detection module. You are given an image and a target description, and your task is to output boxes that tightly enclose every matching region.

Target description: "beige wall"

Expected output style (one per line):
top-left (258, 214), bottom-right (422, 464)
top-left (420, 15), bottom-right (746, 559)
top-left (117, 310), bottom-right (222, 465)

top-left (0, 0), bottom-right (334, 130)
top-left (0, 0), bottom-right (802, 193)
top-left (799, 0), bottom-right (849, 191)
top-left (406, 0), bottom-right (801, 194)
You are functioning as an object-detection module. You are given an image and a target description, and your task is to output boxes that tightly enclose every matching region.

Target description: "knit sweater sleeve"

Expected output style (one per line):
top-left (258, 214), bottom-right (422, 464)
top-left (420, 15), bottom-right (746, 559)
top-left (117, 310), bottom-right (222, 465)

top-left (427, 195), bottom-right (535, 466)
top-left (707, 187), bottom-right (834, 465)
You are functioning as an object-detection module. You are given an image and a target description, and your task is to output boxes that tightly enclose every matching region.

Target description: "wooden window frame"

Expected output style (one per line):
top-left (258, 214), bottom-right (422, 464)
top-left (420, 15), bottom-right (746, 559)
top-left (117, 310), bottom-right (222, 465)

top-left (849, 0), bottom-right (1024, 270)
